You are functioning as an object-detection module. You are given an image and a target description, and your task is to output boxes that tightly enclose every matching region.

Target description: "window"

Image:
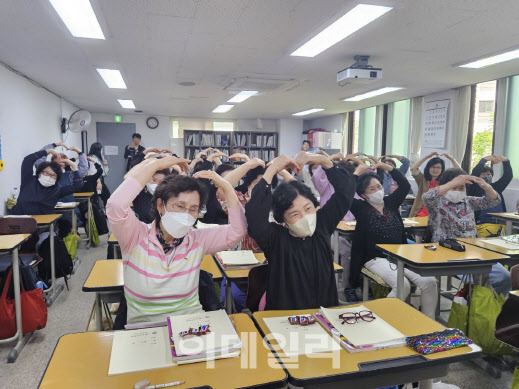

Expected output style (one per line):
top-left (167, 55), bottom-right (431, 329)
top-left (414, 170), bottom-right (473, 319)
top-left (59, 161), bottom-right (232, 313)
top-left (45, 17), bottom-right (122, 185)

top-left (471, 81), bottom-right (496, 169)
top-left (503, 75), bottom-right (519, 177)
top-left (352, 110), bottom-right (360, 153)
top-left (213, 121), bottom-right (234, 131)
top-left (386, 99), bottom-right (410, 156)
top-left (171, 120), bottom-right (179, 138)
top-left (358, 107), bottom-right (376, 155)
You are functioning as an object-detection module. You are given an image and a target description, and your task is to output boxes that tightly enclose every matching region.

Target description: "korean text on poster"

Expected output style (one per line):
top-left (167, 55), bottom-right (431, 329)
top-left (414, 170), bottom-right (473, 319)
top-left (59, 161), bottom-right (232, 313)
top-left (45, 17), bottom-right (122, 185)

top-left (423, 100), bottom-right (450, 149)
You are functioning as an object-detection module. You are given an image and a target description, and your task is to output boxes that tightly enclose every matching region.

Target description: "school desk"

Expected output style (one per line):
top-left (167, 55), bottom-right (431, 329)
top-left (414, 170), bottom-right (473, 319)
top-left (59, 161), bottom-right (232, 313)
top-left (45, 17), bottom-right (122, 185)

top-left (31, 214), bottom-right (63, 307)
top-left (488, 212), bottom-right (519, 235)
top-left (213, 253), bottom-right (343, 314)
top-left (39, 314), bottom-right (287, 389)
top-left (83, 256), bottom-right (223, 331)
top-left (511, 290), bottom-right (518, 297)
top-left (54, 202), bottom-right (81, 271)
top-left (0, 234), bottom-right (31, 363)
top-left (377, 243), bottom-right (510, 320)
top-left (253, 298), bottom-right (481, 389)
top-left (457, 237), bottom-right (519, 265)
top-left (73, 192), bottom-right (94, 248)
top-left (107, 233), bottom-right (120, 259)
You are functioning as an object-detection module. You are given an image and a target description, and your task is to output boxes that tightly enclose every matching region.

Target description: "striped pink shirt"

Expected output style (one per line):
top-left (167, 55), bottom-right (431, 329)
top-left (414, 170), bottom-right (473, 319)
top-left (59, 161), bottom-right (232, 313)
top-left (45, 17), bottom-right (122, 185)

top-left (107, 176), bottom-right (246, 324)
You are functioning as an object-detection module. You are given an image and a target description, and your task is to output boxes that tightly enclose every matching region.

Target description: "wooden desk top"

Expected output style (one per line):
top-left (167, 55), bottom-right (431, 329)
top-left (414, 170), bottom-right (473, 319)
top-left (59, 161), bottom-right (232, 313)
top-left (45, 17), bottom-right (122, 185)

top-left (83, 260), bottom-right (124, 292)
top-left (511, 290), bottom-right (518, 297)
top-left (54, 202), bottom-right (79, 209)
top-left (73, 192), bottom-right (94, 198)
top-left (337, 217), bottom-right (428, 232)
top-left (0, 234), bottom-right (31, 251)
top-left (458, 237), bottom-right (519, 257)
top-left (39, 314), bottom-right (287, 389)
top-left (253, 298), bottom-right (478, 386)
top-left (108, 233), bottom-right (117, 243)
top-left (31, 214), bottom-right (62, 225)
top-left (218, 253), bottom-right (342, 280)
top-left (201, 254), bottom-right (223, 280)
top-left (377, 243), bottom-right (510, 267)
top-left (488, 212), bottom-right (519, 221)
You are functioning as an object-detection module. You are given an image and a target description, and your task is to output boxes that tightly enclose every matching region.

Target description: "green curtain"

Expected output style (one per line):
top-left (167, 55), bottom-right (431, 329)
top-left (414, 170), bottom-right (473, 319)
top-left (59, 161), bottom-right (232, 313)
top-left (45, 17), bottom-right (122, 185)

top-left (358, 107), bottom-right (377, 155)
top-left (387, 99), bottom-right (410, 156)
top-left (504, 75), bottom-right (519, 178)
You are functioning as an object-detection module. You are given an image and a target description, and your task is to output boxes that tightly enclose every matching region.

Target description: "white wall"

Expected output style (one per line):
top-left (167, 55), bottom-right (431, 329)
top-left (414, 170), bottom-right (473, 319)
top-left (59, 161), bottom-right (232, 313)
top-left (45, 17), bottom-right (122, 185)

top-left (278, 119), bottom-right (303, 157)
top-left (86, 113), bottom-right (171, 150)
top-left (303, 114), bottom-right (343, 132)
top-left (0, 65), bottom-right (80, 215)
top-left (237, 119), bottom-right (277, 133)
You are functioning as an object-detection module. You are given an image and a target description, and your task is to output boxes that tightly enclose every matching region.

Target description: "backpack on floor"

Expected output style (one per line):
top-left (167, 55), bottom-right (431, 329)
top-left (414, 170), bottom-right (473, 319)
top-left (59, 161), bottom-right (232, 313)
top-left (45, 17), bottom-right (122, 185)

top-left (37, 236), bottom-right (73, 287)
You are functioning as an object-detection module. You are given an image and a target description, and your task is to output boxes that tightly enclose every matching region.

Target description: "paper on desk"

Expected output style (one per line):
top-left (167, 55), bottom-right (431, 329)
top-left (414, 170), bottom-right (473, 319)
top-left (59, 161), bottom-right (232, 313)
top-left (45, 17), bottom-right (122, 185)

top-left (2, 215), bottom-right (31, 218)
top-left (216, 250), bottom-right (259, 266)
top-left (320, 305), bottom-right (405, 347)
top-left (480, 239), bottom-right (519, 251)
top-left (263, 316), bottom-right (340, 357)
top-left (108, 326), bottom-right (175, 375)
top-left (345, 221), bottom-right (356, 226)
top-left (56, 202), bottom-right (77, 207)
top-left (402, 219), bottom-right (419, 224)
top-left (196, 221), bottom-right (219, 229)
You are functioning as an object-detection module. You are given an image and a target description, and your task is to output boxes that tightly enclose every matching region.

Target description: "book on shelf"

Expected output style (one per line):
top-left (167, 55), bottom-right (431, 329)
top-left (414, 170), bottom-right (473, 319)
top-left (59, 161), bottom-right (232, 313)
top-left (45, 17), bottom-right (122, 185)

top-left (201, 133), bottom-right (215, 147)
top-left (185, 133), bottom-right (199, 146)
top-left (215, 250), bottom-right (262, 269)
top-left (167, 310), bottom-right (242, 364)
top-left (318, 305), bottom-right (406, 350)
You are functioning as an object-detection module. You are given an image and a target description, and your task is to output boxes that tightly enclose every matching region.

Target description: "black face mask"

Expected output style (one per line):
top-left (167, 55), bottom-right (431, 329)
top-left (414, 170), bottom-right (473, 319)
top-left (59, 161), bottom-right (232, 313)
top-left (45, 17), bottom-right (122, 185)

top-left (482, 176), bottom-right (492, 184)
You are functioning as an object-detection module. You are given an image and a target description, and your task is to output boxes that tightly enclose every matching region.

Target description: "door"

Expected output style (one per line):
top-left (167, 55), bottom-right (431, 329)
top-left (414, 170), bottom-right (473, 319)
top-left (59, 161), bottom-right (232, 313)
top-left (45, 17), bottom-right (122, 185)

top-left (96, 122), bottom-right (137, 194)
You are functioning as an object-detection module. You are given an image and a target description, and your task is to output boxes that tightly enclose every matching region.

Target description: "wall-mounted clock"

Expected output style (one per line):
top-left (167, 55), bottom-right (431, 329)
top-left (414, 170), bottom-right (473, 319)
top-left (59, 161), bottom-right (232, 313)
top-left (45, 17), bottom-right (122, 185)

top-left (146, 116), bottom-right (159, 129)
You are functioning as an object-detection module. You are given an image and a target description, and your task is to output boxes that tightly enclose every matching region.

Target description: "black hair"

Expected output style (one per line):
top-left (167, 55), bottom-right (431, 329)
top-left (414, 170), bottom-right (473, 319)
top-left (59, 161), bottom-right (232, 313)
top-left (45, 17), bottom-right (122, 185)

top-left (36, 161), bottom-right (62, 183)
top-left (215, 163), bottom-right (234, 176)
top-left (272, 181), bottom-right (318, 223)
top-left (355, 172), bottom-right (382, 197)
top-left (381, 158), bottom-right (397, 168)
top-left (339, 160), bottom-right (356, 174)
top-left (192, 160), bottom-right (214, 174)
top-left (155, 168), bottom-right (175, 178)
top-left (423, 157), bottom-right (445, 181)
top-left (481, 166), bottom-right (494, 176)
top-left (438, 168), bottom-right (466, 186)
top-left (88, 142), bottom-right (103, 161)
top-left (236, 166), bottom-right (266, 194)
top-left (132, 133), bottom-right (142, 139)
top-left (302, 140), bottom-right (311, 147)
top-left (151, 175), bottom-right (208, 225)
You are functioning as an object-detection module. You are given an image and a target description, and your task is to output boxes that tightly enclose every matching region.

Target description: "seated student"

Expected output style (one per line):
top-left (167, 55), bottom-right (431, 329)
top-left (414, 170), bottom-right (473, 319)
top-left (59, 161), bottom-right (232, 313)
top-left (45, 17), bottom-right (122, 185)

top-left (468, 155), bottom-right (513, 237)
top-left (200, 163), bottom-right (234, 225)
top-left (422, 169), bottom-right (511, 295)
top-left (13, 147), bottom-right (82, 215)
top-left (106, 156), bottom-right (246, 324)
top-left (379, 154), bottom-right (410, 195)
top-left (410, 152), bottom-right (458, 217)
top-left (245, 153), bottom-right (356, 310)
top-left (311, 154), bottom-right (364, 302)
top-left (35, 142), bottom-right (88, 179)
top-left (349, 162), bottom-right (438, 319)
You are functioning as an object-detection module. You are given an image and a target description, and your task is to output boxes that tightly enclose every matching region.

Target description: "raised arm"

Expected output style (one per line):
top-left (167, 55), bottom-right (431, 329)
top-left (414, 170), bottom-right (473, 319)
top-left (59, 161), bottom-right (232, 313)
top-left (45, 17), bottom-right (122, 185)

top-left (222, 158), bottom-right (265, 187)
top-left (376, 163), bottom-right (411, 209)
top-left (442, 153), bottom-right (462, 170)
top-left (471, 156), bottom-right (493, 177)
top-left (411, 151), bottom-right (438, 175)
top-left (21, 148), bottom-right (48, 187)
top-left (492, 156), bottom-right (513, 193)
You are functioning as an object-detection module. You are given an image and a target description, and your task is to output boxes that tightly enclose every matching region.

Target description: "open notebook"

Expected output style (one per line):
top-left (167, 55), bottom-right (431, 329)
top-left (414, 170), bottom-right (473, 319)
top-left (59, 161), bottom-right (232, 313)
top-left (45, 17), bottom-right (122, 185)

top-left (215, 250), bottom-right (261, 269)
top-left (320, 305), bottom-right (405, 347)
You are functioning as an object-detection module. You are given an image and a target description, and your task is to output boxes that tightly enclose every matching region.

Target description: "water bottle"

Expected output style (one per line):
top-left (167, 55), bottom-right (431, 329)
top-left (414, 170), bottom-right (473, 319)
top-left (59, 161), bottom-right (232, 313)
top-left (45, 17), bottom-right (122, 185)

top-left (11, 187), bottom-right (19, 199)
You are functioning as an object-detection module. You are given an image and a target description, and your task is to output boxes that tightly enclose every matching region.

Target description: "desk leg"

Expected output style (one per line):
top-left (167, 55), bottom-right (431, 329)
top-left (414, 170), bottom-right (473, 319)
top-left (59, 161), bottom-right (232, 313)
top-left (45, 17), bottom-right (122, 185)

top-left (415, 234), bottom-right (422, 243)
top-left (224, 279), bottom-right (233, 314)
top-left (419, 379), bottom-right (433, 389)
top-left (396, 259), bottom-right (405, 301)
top-left (435, 276), bottom-right (441, 320)
top-left (333, 232), bottom-right (339, 287)
top-left (87, 199), bottom-right (92, 249)
top-left (72, 209), bottom-right (77, 235)
top-left (506, 221), bottom-right (512, 236)
top-left (45, 222), bottom-right (64, 307)
top-left (95, 293), bottom-right (103, 331)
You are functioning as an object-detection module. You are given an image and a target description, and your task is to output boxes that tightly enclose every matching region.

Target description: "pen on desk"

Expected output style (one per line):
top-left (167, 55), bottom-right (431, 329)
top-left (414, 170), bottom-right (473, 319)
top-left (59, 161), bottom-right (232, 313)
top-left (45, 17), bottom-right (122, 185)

top-left (145, 381), bottom-right (185, 389)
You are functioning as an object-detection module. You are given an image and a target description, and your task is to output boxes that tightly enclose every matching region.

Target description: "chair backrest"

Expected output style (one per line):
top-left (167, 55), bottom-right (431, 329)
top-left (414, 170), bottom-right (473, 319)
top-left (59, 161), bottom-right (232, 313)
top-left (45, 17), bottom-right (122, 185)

top-left (245, 264), bottom-right (269, 313)
top-left (510, 264), bottom-right (519, 291)
top-left (0, 217), bottom-right (39, 253)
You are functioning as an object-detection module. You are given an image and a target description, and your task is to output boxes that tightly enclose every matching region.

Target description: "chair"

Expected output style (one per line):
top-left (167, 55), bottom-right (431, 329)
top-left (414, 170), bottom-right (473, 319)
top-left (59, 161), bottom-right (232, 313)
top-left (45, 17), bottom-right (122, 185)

top-left (0, 217), bottom-right (42, 268)
top-left (361, 267), bottom-right (389, 301)
top-left (510, 264), bottom-right (519, 291)
top-left (245, 265), bottom-right (269, 313)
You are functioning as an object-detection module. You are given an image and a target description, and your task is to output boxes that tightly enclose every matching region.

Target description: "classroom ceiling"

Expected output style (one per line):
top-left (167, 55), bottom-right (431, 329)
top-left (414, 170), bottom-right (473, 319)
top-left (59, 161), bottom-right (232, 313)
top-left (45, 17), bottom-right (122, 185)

top-left (2, 0), bottom-right (519, 120)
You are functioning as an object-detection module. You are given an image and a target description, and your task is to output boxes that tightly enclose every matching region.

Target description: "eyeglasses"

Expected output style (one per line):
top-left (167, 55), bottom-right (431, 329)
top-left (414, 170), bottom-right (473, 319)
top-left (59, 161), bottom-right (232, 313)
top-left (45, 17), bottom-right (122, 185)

top-left (166, 202), bottom-right (206, 217)
top-left (339, 310), bottom-right (376, 325)
top-left (42, 171), bottom-right (57, 179)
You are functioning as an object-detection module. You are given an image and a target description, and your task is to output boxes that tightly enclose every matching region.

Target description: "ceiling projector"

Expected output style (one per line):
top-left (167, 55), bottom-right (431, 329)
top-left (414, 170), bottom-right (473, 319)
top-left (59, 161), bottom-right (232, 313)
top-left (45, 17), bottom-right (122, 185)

top-left (337, 55), bottom-right (382, 85)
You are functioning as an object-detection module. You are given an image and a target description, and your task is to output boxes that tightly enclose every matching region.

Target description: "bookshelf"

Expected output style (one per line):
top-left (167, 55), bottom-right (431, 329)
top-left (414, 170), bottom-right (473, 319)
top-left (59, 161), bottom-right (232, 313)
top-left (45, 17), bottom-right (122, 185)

top-left (184, 130), bottom-right (278, 164)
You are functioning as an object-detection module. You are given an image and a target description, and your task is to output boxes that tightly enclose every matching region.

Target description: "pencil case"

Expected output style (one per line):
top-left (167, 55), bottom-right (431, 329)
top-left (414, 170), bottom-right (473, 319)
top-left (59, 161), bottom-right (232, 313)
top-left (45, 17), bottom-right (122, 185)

top-left (406, 328), bottom-right (473, 355)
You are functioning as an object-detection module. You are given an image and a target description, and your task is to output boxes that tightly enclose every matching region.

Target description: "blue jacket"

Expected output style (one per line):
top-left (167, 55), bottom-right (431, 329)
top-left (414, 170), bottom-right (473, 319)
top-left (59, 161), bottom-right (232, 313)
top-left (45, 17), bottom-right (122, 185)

top-left (382, 157), bottom-right (410, 195)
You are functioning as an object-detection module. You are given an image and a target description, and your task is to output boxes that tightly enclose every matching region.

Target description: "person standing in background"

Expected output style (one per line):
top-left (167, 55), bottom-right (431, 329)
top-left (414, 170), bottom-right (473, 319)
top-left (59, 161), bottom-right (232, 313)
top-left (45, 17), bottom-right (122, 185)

top-left (88, 142), bottom-right (111, 206)
top-left (124, 133), bottom-right (145, 172)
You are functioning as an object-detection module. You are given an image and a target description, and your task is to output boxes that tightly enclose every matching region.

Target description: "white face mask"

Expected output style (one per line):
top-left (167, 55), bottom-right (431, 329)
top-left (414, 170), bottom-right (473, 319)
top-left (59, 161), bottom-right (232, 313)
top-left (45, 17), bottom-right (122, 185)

top-left (87, 162), bottom-right (97, 176)
top-left (445, 190), bottom-right (466, 203)
top-left (146, 183), bottom-right (158, 195)
top-left (366, 189), bottom-right (385, 205)
top-left (160, 207), bottom-right (196, 238)
top-left (286, 213), bottom-right (317, 238)
top-left (38, 175), bottom-right (56, 187)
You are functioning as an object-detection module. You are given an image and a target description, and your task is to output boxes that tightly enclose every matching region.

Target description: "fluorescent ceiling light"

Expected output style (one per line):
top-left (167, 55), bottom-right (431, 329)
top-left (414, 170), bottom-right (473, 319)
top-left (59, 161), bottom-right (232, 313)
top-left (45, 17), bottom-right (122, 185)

top-left (343, 87), bottom-right (404, 102)
top-left (292, 108), bottom-right (325, 116)
top-left (118, 99), bottom-right (135, 109)
top-left (212, 105), bottom-right (234, 113)
top-left (227, 91), bottom-right (258, 103)
top-left (291, 4), bottom-right (392, 57)
top-left (97, 69), bottom-right (127, 89)
top-left (49, 0), bottom-right (105, 39)
top-left (459, 48), bottom-right (519, 68)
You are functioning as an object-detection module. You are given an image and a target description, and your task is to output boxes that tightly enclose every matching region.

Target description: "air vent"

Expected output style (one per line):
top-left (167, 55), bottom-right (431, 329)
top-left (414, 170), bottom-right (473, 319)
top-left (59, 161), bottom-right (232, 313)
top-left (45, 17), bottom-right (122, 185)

top-left (223, 76), bottom-right (300, 93)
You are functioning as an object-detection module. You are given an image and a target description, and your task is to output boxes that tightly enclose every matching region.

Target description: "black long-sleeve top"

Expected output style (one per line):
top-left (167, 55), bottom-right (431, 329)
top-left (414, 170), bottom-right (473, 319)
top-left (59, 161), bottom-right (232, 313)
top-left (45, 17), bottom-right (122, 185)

top-left (245, 164), bottom-right (356, 310)
top-left (124, 145), bottom-right (145, 172)
top-left (82, 163), bottom-right (103, 192)
top-left (468, 158), bottom-right (513, 224)
top-left (13, 149), bottom-right (83, 215)
top-left (349, 169), bottom-right (411, 287)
